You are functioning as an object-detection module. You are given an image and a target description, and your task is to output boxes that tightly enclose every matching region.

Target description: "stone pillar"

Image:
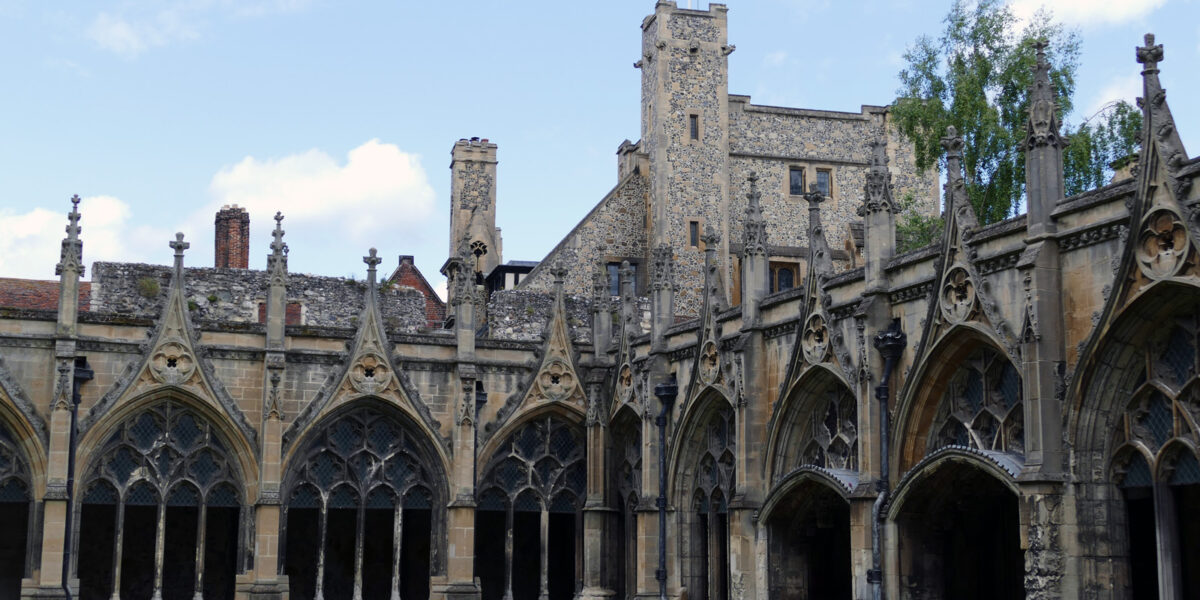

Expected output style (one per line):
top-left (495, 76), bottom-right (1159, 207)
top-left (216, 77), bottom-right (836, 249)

top-left (449, 138), bottom-right (502, 277)
top-left (649, 245), bottom-right (674, 351)
top-left (580, 373), bottom-right (614, 600)
top-left (739, 174), bottom-right (768, 326)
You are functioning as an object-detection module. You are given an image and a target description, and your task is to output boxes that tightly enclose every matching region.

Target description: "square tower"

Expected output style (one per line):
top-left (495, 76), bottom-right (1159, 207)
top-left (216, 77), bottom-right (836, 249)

top-left (449, 137), bottom-right (502, 278)
top-left (640, 2), bottom-right (732, 313)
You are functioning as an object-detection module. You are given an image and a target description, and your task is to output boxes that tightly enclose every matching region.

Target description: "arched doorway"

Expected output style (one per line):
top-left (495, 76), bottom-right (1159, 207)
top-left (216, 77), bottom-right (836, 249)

top-left (475, 415), bottom-right (585, 600)
top-left (674, 400), bottom-right (734, 600)
top-left (77, 399), bottom-right (245, 600)
top-left (763, 370), bottom-right (856, 600)
top-left (891, 456), bottom-right (1022, 600)
top-left (0, 421), bottom-right (33, 600)
top-left (763, 476), bottom-right (851, 600)
top-left (609, 412), bottom-right (641, 600)
top-left (281, 404), bottom-right (446, 600)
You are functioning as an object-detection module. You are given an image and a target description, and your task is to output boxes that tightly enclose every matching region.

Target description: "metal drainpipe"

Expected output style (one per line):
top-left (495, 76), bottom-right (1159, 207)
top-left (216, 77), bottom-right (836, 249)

top-left (62, 357), bottom-right (93, 600)
top-left (653, 375), bottom-right (678, 600)
top-left (870, 321), bottom-right (905, 600)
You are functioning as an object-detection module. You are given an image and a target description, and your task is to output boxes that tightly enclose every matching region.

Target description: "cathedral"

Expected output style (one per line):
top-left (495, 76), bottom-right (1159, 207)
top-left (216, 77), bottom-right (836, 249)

top-left (1, 2), bottom-right (1198, 599)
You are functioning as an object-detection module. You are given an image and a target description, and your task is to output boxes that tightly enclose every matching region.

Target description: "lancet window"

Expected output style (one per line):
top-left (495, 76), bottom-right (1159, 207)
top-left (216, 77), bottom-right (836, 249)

top-left (476, 416), bottom-right (585, 600)
top-left (0, 421), bottom-right (33, 598)
top-left (282, 406), bottom-right (443, 600)
top-left (77, 400), bottom-right (244, 600)
top-left (611, 417), bottom-right (642, 600)
top-left (1110, 319), bottom-right (1200, 598)
top-left (928, 346), bottom-right (1023, 456)
top-left (687, 407), bottom-right (734, 600)
top-left (799, 387), bottom-right (858, 472)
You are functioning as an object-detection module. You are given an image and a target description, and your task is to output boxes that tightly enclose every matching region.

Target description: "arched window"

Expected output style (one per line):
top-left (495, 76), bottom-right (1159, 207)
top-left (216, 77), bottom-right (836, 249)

top-left (282, 406), bottom-right (445, 600)
top-left (77, 400), bottom-right (245, 600)
top-left (1109, 321), bottom-right (1200, 597)
top-left (685, 407), bottom-right (734, 600)
top-left (799, 387), bottom-right (857, 472)
top-left (610, 416), bottom-right (642, 600)
top-left (476, 416), bottom-right (585, 600)
top-left (0, 421), bottom-right (32, 598)
top-left (928, 346), bottom-right (1023, 456)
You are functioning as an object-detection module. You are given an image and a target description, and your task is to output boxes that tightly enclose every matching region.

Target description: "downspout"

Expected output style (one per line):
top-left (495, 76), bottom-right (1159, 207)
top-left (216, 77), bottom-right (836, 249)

top-left (654, 375), bottom-right (678, 600)
top-left (62, 356), bottom-right (93, 600)
top-left (870, 320), bottom-right (905, 600)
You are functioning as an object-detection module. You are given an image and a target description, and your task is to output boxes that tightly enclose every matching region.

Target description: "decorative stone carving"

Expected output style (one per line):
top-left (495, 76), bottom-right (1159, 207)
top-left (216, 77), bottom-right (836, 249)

top-left (1136, 208), bottom-right (1190, 278)
top-left (940, 267), bottom-right (977, 323)
top-left (649, 245), bottom-right (675, 291)
top-left (742, 172), bottom-right (767, 257)
top-left (56, 195), bottom-right (84, 277)
top-left (801, 313), bottom-right (830, 364)
top-left (699, 341), bottom-right (720, 385)
top-left (345, 351), bottom-right (394, 395)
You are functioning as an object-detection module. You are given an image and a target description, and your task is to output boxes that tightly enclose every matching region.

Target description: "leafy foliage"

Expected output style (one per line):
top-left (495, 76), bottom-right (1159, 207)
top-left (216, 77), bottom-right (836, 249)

top-left (892, 0), bottom-right (1079, 224)
top-left (1063, 101), bottom-right (1142, 196)
top-left (896, 191), bottom-right (943, 253)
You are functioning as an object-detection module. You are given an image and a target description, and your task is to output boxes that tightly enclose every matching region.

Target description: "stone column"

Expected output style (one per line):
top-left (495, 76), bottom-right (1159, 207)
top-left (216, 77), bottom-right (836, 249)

top-left (580, 374), bottom-right (614, 600)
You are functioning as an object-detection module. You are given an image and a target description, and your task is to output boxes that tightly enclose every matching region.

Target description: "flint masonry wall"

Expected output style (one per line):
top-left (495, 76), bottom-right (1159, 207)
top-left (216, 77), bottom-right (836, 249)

top-left (90, 262), bottom-right (427, 331)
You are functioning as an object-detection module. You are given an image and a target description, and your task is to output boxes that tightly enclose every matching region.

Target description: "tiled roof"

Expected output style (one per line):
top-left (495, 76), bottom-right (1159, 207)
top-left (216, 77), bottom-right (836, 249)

top-left (0, 278), bottom-right (91, 312)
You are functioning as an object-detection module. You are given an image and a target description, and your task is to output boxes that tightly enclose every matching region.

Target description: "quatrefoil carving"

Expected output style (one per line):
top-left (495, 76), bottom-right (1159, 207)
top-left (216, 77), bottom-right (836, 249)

top-left (940, 267), bottom-right (976, 323)
top-left (1137, 209), bottom-right (1190, 279)
top-left (699, 341), bottom-right (720, 385)
top-left (801, 314), bottom-right (830, 364)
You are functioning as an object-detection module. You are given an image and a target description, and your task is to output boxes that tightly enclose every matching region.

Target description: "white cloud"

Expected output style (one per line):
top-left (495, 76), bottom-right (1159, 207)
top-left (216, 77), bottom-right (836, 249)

top-left (1081, 73), bottom-right (1142, 121)
top-left (86, 0), bottom-right (308, 57)
top-left (1009, 0), bottom-right (1168, 27)
top-left (0, 196), bottom-right (167, 279)
top-left (202, 139), bottom-right (437, 270)
top-left (433, 278), bottom-right (447, 303)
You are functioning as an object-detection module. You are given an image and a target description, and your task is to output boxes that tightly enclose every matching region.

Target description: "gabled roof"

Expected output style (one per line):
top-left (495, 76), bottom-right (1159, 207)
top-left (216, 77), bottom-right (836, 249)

top-left (0, 278), bottom-right (91, 312)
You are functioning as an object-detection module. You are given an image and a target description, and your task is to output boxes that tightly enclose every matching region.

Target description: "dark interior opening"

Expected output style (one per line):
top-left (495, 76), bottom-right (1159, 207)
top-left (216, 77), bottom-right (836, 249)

top-left (547, 512), bottom-right (576, 600)
top-left (714, 514), bottom-right (729, 600)
top-left (401, 508), bottom-right (432, 600)
top-left (362, 509), bottom-right (395, 600)
top-left (766, 483), bottom-right (852, 600)
top-left (323, 508), bottom-right (357, 600)
top-left (121, 505), bottom-right (158, 600)
top-left (0, 502), bottom-right (29, 600)
top-left (695, 513), bottom-right (709, 600)
top-left (614, 501), bottom-right (633, 600)
top-left (896, 465), bottom-right (1022, 600)
top-left (512, 511), bottom-right (540, 600)
top-left (284, 508), bottom-right (319, 600)
top-left (79, 503), bottom-right (116, 600)
top-left (475, 510), bottom-right (506, 600)
top-left (1123, 488), bottom-right (1158, 599)
top-left (203, 506), bottom-right (239, 600)
top-left (1172, 484), bottom-right (1200, 598)
top-left (162, 506), bottom-right (198, 600)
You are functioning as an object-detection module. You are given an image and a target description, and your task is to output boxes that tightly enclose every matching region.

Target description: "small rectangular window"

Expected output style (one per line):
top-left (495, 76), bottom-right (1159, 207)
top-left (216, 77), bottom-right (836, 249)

top-left (689, 221), bottom-right (700, 247)
top-left (689, 114), bottom-right (699, 140)
top-left (607, 263), bottom-right (620, 297)
top-left (816, 169), bottom-right (832, 197)
top-left (789, 167), bottom-right (805, 195)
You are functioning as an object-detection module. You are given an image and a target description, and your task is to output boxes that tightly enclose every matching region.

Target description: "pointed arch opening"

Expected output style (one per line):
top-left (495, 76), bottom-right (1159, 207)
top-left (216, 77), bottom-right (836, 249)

top-left (760, 473), bottom-right (851, 600)
top-left (889, 452), bottom-right (1022, 600)
top-left (280, 401), bottom-right (449, 600)
top-left (0, 418), bottom-right (34, 599)
top-left (670, 391), bottom-right (734, 600)
top-left (609, 407), bottom-right (643, 600)
top-left (1075, 283), bottom-right (1200, 597)
top-left (768, 366), bottom-right (857, 483)
top-left (76, 398), bottom-right (247, 600)
top-left (475, 415), bottom-right (586, 600)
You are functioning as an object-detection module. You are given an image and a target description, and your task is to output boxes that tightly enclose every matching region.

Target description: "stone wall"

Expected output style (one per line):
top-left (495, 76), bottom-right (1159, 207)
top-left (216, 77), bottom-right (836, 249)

top-left (90, 262), bottom-right (427, 332)
top-left (486, 290), bottom-right (652, 344)
top-left (518, 172), bottom-right (649, 294)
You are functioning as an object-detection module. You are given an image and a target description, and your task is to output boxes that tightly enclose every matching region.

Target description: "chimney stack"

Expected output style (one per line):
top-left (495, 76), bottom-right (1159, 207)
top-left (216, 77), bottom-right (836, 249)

top-left (215, 204), bottom-right (250, 269)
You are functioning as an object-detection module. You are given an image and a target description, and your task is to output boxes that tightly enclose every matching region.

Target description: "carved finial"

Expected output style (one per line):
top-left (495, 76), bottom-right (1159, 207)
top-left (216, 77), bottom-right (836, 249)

top-left (592, 259), bottom-right (610, 302)
top-left (268, 212), bottom-right (288, 285)
top-left (743, 172), bottom-right (767, 257)
top-left (650, 245), bottom-right (674, 292)
top-left (56, 195), bottom-right (84, 277)
top-left (364, 247), bottom-right (381, 286)
top-left (860, 137), bottom-right (897, 216)
top-left (1136, 33), bottom-right (1162, 72)
top-left (619, 260), bottom-right (634, 297)
top-left (170, 232), bottom-right (189, 277)
top-left (805, 182), bottom-right (826, 208)
top-left (941, 126), bottom-right (963, 159)
top-left (271, 212), bottom-right (287, 255)
top-left (1025, 39), bottom-right (1063, 150)
top-left (701, 223), bottom-right (721, 249)
top-left (551, 261), bottom-right (569, 287)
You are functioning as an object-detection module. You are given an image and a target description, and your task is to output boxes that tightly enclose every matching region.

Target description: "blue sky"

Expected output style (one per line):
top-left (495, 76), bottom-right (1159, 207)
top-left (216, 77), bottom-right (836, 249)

top-left (1, 0), bottom-right (1197, 298)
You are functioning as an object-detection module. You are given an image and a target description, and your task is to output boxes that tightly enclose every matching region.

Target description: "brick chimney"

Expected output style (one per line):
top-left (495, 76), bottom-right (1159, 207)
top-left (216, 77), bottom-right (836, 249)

top-left (215, 205), bottom-right (250, 269)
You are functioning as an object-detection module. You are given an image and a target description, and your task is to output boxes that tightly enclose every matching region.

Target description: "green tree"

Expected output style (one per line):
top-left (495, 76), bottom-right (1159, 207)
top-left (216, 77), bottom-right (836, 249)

top-left (892, 0), bottom-right (1080, 224)
top-left (1063, 100), bottom-right (1143, 196)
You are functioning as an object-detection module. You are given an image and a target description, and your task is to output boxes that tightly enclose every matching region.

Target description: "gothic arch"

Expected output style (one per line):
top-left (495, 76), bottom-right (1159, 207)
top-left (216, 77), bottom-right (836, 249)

top-left (0, 405), bottom-right (39, 597)
top-left (76, 387), bottom-right (259, 501)
top-left (476, 401), bottom-right (586, 474)
top-left (764, 365), bottom-right (857, 483)
top-left (667, 388), bottom-right (736, 600)
top-left (886, 448), bottom-right (1023, 600)
top-left (0, 395), bottom-right (46, 498)
top-left (758, 470), bottom-right (853, 600)
top-left (280, 398), bottom-right (451, 600)
top-left (758, 467), bottom-right (853, 524)
top-left (893, 324), bottom-right (1020, 476)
